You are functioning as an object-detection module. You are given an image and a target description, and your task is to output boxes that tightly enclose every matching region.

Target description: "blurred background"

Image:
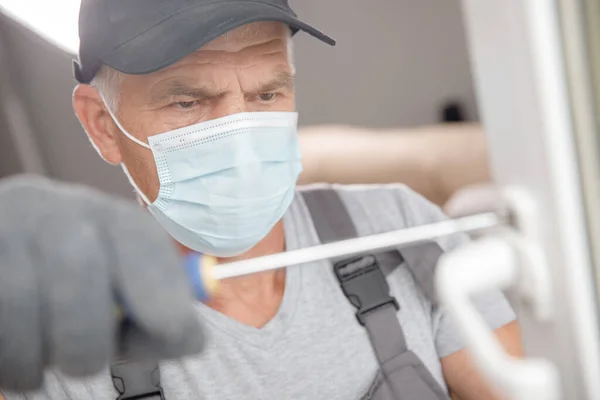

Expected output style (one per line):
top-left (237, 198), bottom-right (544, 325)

top-left (0, 0), bottom-right (491, 208)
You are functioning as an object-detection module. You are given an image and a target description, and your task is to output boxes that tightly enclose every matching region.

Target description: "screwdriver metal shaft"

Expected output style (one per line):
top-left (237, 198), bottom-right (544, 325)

top-left (117, 212), bottom-right (503, 318)
top-left (212, 211), bottom-right (503, 281)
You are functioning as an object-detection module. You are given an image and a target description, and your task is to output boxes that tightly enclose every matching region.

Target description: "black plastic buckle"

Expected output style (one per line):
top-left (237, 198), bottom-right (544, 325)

top-left (334, 255), bottom-right (399, 326)
top-left (111, 361), bottom-right (165, 400)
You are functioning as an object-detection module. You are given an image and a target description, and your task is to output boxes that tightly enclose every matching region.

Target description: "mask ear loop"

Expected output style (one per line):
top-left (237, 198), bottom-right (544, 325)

top-left (120, 163), bottom-right (152, 206)
top-left (99, 94), bottom-right (153, 205)
top-left (100, 95), bottom-right (152, 150)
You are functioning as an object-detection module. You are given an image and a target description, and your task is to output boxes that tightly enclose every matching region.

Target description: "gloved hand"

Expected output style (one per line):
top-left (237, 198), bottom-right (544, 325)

top-left (0, 175), bottom-right (205, 391)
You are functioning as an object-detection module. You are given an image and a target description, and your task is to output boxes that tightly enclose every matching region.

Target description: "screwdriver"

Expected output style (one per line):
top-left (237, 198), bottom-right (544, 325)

top-left (184, 211), bottom-right (503, 301)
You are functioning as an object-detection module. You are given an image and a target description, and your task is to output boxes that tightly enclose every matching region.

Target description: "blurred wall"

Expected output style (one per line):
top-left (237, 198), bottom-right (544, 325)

top-left (0, 0), bottom-right (477, 196)
top-left (0, 107), bottom-right (21, 178)
top-left (0, 14), bottom-right (134, 197)
top-left (292, 0), bottom-right (477, 128)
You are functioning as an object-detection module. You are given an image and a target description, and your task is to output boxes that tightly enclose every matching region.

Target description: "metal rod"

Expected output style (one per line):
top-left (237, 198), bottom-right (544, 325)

top-left (212, 212), bottom-right (503, 281)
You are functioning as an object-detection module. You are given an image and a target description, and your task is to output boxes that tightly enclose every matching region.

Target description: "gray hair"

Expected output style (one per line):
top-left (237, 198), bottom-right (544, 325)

top-left (92, 32), bottom-right (295, 113)
top-left (91, 65), bottom-right (124, 112)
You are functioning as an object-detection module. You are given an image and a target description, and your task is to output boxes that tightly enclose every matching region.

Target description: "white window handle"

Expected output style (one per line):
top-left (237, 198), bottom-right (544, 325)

top-left (435, 237), bottom-right (560, 400)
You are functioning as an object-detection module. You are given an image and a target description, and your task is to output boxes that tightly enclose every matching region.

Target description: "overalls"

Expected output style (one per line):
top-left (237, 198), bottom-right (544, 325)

top-left (110, 188), bottom-right (449, 400)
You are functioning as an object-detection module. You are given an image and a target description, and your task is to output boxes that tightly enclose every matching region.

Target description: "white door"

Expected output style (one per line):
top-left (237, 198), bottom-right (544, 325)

top-left (438, 0), bottom-right (600, 399)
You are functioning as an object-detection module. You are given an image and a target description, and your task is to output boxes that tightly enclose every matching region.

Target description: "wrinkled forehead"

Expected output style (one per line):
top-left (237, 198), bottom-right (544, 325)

top-left (179, 22), bottom-right (291, 68)
top-left (116, 22), bottom-right (294, 99)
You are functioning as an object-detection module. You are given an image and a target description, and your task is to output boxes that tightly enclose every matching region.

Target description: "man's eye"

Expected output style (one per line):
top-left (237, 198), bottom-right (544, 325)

top-left (258, 93), bottom-right (277, 103)
top-left (173, 101), bottom-right (197, 110)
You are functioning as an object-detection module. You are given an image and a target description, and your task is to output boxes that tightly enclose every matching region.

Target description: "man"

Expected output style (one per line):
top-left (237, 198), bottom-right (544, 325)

top-left (2, 0), bottom-right (521, 399)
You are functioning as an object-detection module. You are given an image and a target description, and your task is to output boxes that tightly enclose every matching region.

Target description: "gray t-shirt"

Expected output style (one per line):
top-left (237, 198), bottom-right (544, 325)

top-left (3, 184), bottom-right (515, 400)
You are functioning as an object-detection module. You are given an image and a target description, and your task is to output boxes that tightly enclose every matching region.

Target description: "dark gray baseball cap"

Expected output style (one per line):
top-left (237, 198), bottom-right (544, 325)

top-left (74, 0), bottom-right (335, 84)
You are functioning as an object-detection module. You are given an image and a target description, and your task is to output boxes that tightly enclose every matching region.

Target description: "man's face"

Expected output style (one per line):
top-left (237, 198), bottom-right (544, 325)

top-left (74, 22), bottom-right (295, 202)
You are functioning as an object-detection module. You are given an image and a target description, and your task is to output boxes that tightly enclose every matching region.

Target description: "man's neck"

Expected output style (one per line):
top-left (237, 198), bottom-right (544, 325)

top-left (178, 220), bottom-right (287, 327)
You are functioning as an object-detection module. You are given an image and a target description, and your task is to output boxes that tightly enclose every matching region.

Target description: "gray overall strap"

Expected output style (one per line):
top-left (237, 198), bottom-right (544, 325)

top-left (301, 187), bottom-right (358, 243)
top-left (301, 188), bottom-right (408, 365)
top-left (111, 322), bottom-right (165, 400)
top-left (111, 360), bottom-right (165, 400)
top-left (301, 188), bottom-right (449, 399)
top-left (301, 188), bottom-right (442, 305)
top-left (301, 188), bottom-right (399, 268)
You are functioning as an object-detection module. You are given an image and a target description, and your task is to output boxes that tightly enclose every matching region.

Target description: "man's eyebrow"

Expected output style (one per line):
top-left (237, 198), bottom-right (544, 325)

top-left (148, 80), bottom-right (219, 104)
top-left (255, 71), bottom-right (295, 93)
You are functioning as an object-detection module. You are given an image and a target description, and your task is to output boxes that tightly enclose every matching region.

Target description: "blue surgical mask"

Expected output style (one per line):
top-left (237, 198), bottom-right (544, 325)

top-left (105, 107), bottom-right (302, 257)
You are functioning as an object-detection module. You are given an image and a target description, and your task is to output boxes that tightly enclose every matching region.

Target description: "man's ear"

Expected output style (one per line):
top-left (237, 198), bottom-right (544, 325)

top-left (72, 84), bottom-right (122, 165)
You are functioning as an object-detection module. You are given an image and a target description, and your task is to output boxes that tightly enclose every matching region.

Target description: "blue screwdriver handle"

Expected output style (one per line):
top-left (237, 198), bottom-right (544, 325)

top-left (116, 252), bottom-right (218, 321)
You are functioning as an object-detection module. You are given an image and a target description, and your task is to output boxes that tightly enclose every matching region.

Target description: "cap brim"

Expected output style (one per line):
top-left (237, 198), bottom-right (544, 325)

top-left (102, 1), bottom-right (335, 76)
